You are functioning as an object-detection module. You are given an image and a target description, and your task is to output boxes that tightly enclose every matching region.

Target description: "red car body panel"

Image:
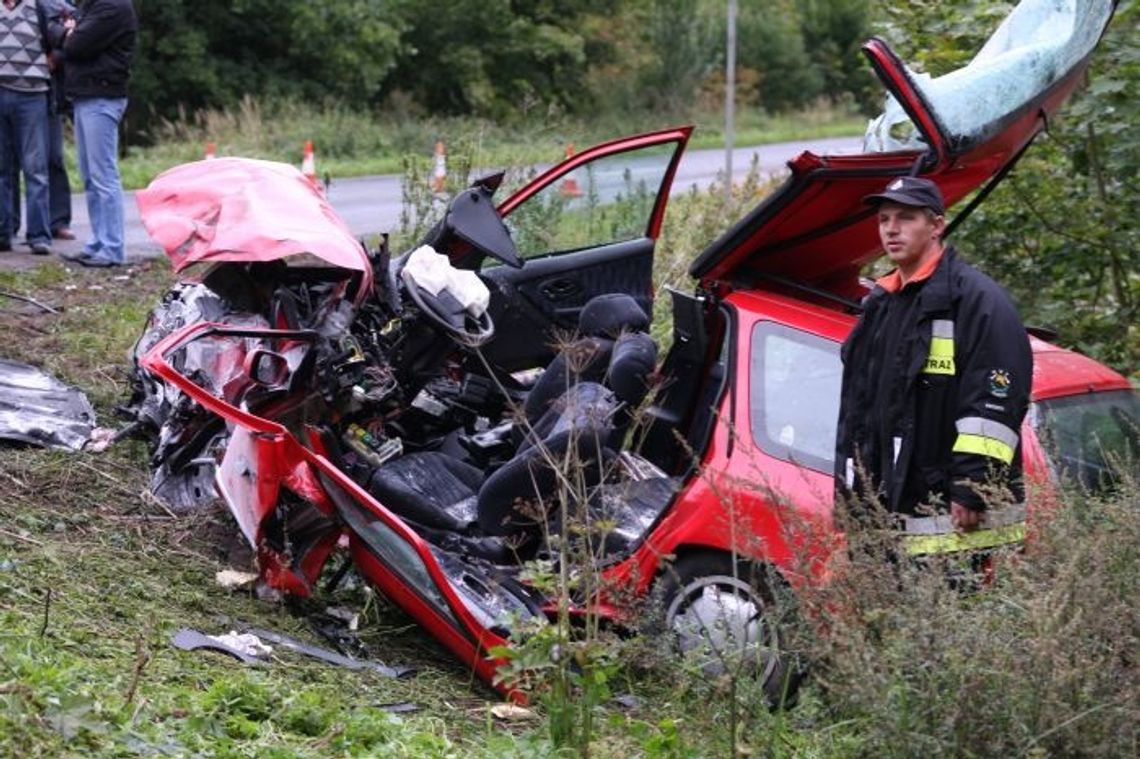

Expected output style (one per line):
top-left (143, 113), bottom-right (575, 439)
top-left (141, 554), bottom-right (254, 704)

top-left (611, 290), bottom-right (1134, 596)
top-left (142, 323), bottom-right (521, 694)
top-left (691, 4), bottom-right (1118, 292)
top-left (1029, 339), bottom-right (1132, 400)
top-left (137, 158), bottom-right (374, 299)
top-left (137, 126), bottom-right (699, 697)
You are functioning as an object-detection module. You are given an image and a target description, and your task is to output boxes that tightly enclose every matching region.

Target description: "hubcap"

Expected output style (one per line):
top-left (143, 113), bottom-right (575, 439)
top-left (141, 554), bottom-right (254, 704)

top-left (666, 573), bottom-right (778, 680)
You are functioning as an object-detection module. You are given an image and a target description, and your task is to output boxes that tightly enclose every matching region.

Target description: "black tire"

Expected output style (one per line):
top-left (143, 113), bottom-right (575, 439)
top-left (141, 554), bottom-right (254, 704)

top-left (655, 551), bottom-right (803, 709)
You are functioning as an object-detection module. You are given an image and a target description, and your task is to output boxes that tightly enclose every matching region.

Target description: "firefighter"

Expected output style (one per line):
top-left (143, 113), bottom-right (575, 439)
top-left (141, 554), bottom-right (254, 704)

top-left (835, 177), bottom-right (1032, 555)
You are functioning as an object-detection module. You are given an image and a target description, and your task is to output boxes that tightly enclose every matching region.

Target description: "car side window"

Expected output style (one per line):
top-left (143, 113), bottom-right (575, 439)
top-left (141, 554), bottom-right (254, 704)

top-left (501, 147), bottom-right (674, 262)
top-left (749, 321), bottom-right (842, 473)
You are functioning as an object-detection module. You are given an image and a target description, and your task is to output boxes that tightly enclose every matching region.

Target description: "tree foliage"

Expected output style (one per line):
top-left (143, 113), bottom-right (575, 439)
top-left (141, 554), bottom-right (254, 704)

top-left (129, 0), bottom-right (877, 135)
top-left (131, 0), bottom-right (404, 138)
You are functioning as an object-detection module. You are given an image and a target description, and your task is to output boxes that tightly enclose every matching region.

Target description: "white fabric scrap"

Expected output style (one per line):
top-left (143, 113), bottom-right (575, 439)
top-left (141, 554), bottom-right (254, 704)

top-left (215, 569), bottom-right (260, 589)
top-left (209, 631), bottom-right (273, 658)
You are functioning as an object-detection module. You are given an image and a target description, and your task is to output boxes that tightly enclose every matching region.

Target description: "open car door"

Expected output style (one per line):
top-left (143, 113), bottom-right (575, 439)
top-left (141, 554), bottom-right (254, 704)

top-left (479, 127), bottom-right (691, 372)
top-left (690, 0), bottom-right (1118, 297)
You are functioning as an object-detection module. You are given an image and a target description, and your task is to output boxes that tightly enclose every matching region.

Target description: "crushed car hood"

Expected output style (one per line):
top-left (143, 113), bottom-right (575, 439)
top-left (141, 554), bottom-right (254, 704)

top-left (691, 0), bottom-right (1119, 295)
top-left (136, 158), bottom-right (371, 275)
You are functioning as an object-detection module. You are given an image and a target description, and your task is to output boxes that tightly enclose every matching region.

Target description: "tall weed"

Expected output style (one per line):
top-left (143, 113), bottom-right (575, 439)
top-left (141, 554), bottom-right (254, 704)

top-left (795, 479), bottom-right (1140, 757)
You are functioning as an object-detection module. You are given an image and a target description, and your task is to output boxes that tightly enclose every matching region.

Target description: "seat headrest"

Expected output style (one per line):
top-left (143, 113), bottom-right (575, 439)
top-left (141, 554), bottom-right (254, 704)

top-left (608, 332), bottom-right (657, 407)
top-left (578, 293), bottom-right (649, 337)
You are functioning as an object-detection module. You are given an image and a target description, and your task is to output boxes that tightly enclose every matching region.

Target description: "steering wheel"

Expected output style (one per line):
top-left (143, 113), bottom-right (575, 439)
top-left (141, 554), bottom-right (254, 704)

top-left (403, 279), bottom-right (495, 348)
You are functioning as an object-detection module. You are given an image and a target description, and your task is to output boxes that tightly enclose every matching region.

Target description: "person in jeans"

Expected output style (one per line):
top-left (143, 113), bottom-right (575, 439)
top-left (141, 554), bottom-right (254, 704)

top-left (56, 0), bottom-right (136, 268)
top-left (0, 0), bottom-right (57, 256)
top-left (4, 44), bottom-right (72, 243)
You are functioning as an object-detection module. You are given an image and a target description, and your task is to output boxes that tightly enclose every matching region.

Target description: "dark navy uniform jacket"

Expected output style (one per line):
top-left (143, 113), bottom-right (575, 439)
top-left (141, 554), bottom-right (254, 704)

top-left (835, 246), bottom-right (1033, 516)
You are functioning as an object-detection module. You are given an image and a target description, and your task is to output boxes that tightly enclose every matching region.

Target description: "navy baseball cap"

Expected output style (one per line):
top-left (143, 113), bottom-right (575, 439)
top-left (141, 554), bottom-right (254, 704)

top-left (863, 176), bottom-right (945, 216)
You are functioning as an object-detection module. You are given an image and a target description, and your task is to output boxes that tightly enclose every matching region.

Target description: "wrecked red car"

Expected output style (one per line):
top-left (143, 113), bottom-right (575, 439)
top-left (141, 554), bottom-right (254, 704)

top-left (128, 0), bottom-right (1133, 702)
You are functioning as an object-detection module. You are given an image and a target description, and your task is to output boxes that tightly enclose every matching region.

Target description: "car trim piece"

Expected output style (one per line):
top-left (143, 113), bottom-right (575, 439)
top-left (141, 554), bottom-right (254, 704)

top-left (861, 37), bottom-right (947, 167)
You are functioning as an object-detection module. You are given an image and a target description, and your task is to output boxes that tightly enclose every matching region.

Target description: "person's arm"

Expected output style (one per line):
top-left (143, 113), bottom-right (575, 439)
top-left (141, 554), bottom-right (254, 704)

top-left (37, 0), bottom-right (69, 51)
top-left (948, 284), bottom-right (1033, 526)
top-left (62, 1), bottom-right (122, 61)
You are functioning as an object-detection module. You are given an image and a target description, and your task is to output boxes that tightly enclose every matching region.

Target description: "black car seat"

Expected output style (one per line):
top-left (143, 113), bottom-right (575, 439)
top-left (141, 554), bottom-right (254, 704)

top-left (476, 381), bottom-right (617, 535)
top-left (637, 288), bottom-right (726, 473)
top-left (605, 330), bottom-right (658, 446)
top-left (364, 293), bottom-right (657, 546)
top-left (520, 292), bottom-right (650, 427)
top-left (365, 342), bottom-right (658, 541)
top-left (361, 453), bottom-right (483, 532)
top-left (365, 381), bottom-right (617, 536)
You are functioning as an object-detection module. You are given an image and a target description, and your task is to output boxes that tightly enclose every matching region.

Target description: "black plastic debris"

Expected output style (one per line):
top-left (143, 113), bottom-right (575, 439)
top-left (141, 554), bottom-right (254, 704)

top-left (0, 359), bottom-right (95, 451)
top-left (244, 627), bottom-right (415, 679)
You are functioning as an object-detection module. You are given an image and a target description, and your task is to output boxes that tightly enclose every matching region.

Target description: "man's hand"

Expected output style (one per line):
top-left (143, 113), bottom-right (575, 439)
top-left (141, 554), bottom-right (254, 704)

top-left (951, 501), bottom-right (983, 532)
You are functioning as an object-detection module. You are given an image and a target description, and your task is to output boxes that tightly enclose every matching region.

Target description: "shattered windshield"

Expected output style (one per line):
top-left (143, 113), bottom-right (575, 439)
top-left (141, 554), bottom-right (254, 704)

top-left (864, 0), bottom-right (1115, 153)
top-left (1033, 390), bottom-right (1140, 494)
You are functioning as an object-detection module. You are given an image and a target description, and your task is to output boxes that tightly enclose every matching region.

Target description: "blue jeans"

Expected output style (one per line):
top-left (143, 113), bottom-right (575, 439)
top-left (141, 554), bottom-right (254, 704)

top-left (0, 88), bottom-right (51, 247)
top-left (48, 110), bottom-right (71, 232)
top-left (7, 110), bottom-right (72, 235)
top-left (74, 97), bottom-right (128, 263)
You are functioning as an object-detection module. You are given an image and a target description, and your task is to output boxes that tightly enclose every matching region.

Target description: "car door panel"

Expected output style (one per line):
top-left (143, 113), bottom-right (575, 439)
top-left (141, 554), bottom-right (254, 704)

top-left (478, 127), bottom-right (691, 371)
top-left (483, 239), bottom-right (653, 371)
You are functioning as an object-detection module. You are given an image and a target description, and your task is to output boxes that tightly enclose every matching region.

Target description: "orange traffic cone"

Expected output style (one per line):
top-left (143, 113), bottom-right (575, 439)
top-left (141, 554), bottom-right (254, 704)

top-left (430, 141), bottom-right (447, 194)
top-left (559, 144), bottom-right (583, 198)
top-left (204, 142), bottom-right (217, 160)
top-left (301, 140), bottom-right (317, 184)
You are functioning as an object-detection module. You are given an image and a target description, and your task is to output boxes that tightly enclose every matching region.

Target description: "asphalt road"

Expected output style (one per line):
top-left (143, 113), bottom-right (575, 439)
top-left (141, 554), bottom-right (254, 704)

top-left (4, 135), bottom-right (862, 270)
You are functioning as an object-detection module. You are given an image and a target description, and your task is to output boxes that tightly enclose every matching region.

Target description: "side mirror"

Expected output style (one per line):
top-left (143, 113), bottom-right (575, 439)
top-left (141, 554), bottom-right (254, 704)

top-left (244, 349), bottom-right (291, 388)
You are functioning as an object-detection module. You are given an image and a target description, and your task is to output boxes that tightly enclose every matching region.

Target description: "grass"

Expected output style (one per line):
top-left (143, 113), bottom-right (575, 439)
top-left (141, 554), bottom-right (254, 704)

top-left (113, 97), bottom-right (865, 190)
top-left (2, 172), bottom-right (1138, 756)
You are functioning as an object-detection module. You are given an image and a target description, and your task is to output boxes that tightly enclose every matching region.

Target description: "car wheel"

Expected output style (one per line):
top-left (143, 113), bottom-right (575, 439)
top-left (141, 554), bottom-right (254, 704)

top-left (657, 551), bottom-right (802, 708)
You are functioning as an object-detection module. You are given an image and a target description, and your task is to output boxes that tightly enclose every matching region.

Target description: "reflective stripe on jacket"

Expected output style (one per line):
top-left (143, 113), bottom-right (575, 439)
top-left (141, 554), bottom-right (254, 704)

top-left (835, 246), bottom-right (1033, 515)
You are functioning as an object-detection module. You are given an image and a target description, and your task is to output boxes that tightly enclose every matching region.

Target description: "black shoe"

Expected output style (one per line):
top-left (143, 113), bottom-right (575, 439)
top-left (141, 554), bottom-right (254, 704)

top-left (0, 239), bottom-right (10, 252)
top-left (74, 253), bottom-right (118, 268)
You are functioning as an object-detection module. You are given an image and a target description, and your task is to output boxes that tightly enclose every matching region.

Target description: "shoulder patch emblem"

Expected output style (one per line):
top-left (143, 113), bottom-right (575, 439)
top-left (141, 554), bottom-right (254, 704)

top-left (988, 368), bottom-right (1012, 398)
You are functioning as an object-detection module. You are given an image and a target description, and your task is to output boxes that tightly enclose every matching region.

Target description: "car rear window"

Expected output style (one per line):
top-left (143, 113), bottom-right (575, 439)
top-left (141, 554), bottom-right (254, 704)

top-left (749, 322), bottom-right (842, 473)
top-left (865, 0), bottom-right (1115, 153)
top-left (1032, 389), bottom-right (1140, 493)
